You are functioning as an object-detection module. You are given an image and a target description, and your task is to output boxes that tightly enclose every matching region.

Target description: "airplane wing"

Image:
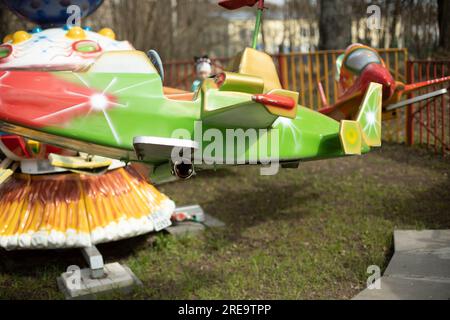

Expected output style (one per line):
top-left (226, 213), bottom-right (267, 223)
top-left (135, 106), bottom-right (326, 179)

top-left (386, 88), bottom-right (448, 111)
top-left (400, 76), bottom-right (450, 95)
top-left (319, 91), bottom-right (364, 121)
top-left (0, 70), bottom-right (137, 160)
top-left (386, 76), bottom-right (450, 111)
top-left (0, 51), bottom-right (171, 162)
top-left (201, 88), bottom-right (298, 129)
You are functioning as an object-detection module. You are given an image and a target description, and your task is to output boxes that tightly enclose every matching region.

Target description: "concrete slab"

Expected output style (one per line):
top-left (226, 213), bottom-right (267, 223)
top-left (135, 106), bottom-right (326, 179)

top-left (354, 276), bottom-right (450, 300)
top-left (384, 251), bottom-right (450, 279)
top-left (166, 206), bottom-right (225, 237)
top-left (353, 229), bottom-right (450, 300)
top-left (57, 262), bottom-right (141, 300)
top-left (166, 221), bottom-right (206, 237)
top-left (394, 230), bottom-right (450, 252)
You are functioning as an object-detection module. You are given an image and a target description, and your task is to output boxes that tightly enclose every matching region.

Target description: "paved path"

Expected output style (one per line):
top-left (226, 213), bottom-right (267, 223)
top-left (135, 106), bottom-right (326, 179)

top-left (354, 230), bottom-right (450, 300)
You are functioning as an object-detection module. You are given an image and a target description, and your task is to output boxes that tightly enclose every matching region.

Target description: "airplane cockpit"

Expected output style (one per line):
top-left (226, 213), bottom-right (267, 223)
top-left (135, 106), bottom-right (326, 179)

top-left (343, 47), bottom-right (383, 75)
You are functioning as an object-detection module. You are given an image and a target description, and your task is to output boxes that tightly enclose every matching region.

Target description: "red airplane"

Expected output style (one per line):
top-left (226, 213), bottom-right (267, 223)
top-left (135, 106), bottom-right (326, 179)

top-left (318, 44), bottom-right (450, 121)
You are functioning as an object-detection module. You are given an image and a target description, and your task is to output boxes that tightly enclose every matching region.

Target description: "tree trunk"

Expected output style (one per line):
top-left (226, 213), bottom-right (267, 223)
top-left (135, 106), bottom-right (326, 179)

top-left (389, 0), bottom-right (402, 48)
top-left (0, 4), bottom-right (7, 40)
top-left (438, 0), bottom-right (450, 50)
top-left (318, 0), bottom-right (352, 50)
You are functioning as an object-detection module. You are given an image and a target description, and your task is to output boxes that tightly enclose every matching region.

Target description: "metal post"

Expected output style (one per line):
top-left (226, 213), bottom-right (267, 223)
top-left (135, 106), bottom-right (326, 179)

top-left (251, 0), bottom-right (264, 49)
top-left (406, 61), bottom-right (414, 146)
top-left (81, 246), bottom-right (105, 279)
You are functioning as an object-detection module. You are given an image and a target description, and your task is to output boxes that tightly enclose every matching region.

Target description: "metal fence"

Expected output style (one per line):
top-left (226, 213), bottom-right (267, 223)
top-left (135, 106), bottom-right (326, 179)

top-left (164, 49), bottom-right (408, 101)
top-left (406, 61), bottom-right (450, 155)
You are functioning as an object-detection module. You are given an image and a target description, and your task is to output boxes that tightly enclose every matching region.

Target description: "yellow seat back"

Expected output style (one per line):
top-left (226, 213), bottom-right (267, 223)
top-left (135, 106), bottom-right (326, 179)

top-left (228, 47), bottom-right (282, 93)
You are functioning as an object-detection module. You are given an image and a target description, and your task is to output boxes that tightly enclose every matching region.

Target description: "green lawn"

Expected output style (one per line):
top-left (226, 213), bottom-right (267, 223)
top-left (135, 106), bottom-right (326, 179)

top-left (0, 143), bottom-right (449, 299)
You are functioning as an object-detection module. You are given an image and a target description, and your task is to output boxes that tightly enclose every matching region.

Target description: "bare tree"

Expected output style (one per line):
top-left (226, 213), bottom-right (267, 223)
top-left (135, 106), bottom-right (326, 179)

top-left (92, 0), bottom-right (224, 60)
top-left (318, 0), bottom-right (352, 50)
top-left (0, 2), bottom-right (35, 39)
top-left (0, 0), bottom-right (444, 59)
top-left (282, 0), bottom-right (317, 52)
top-left (438, 0), bottom-right (450, 51)
top-left (0, 3), bottom-right (6, 39)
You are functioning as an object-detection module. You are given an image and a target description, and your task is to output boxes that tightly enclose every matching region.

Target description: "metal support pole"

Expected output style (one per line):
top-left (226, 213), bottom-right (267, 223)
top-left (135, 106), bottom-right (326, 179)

top-left (81, 246), bottom-right (105, 279)
top-left (251, 0), bottom-right (265, 49)
top-left (406, 61), bottom-right (414, 146)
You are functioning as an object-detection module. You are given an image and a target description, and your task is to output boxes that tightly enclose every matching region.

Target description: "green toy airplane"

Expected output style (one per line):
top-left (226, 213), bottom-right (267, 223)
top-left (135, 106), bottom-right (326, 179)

top-left (0, 0), bottom-right (383, 182)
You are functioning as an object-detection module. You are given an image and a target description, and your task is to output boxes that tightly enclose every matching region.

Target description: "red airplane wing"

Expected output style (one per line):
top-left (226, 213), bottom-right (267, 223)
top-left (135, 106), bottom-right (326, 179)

top-left (0, 71), bottom-right (117, 128)
top-left (400, 76), bottom-right (450, 95)
top-left (219, 0), bottom-right (259, 10)
top-left (384, 76), bottom-right (450, 110)
top-left (319, 91), bottom-right (364, 120)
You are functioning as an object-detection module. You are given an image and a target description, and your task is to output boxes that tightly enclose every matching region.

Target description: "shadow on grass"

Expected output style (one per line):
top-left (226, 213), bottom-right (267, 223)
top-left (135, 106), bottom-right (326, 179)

top-left (2, 170), bottom-right (448, 275)
top-left (0, 234), bottom-right (152, 283)
top-left (363, 178), bottom-right (450, 228)
top-left (200, 180), bottom-right (318, 230)
top-left (376, 142), bottom-right (450, 168)
top-left (0, 248), bottom-right (83, 276)
top-left (1, 144), bottom-right (449, 299)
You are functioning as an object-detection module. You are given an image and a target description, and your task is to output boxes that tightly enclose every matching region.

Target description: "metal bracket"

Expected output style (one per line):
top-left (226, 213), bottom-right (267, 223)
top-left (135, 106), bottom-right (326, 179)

top-left (133, 136), bottom-right (198, 163)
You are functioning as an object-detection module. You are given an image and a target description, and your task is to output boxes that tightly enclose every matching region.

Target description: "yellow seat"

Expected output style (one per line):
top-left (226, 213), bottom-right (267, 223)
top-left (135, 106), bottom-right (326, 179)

top-left (228, 47), bottom-right (282, 93)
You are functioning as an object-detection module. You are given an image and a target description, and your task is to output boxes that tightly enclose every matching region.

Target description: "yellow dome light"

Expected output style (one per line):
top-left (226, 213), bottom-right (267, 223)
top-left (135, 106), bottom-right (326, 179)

top-left (66, 26), bottom-right (86, 40)
top-left (12, 31), bottom-right (32, 44)
top-left (98, 28), bottom-right (116, 40)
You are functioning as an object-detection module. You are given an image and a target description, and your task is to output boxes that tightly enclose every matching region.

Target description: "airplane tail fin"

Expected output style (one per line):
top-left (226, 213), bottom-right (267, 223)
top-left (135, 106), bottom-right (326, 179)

top-left (356, 82), bottom-right (382, 147)
top-left (339, 82), bottom-right (382, 155)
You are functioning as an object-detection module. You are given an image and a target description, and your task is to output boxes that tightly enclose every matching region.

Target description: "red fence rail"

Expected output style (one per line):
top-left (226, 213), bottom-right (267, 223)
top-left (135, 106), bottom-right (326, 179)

top-left (407, 60), bottom-right (450, 155)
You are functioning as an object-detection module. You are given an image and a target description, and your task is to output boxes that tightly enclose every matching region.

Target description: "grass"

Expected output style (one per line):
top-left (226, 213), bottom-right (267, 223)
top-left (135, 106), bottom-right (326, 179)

top-left (0, 143), bottom-right (449, 299)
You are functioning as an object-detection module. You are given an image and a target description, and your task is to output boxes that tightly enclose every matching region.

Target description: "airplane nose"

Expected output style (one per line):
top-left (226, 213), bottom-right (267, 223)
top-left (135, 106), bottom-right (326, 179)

top-left (382, 81), bottom-right (394, 100)
top-left (362, 63), bottom-right (395, 100)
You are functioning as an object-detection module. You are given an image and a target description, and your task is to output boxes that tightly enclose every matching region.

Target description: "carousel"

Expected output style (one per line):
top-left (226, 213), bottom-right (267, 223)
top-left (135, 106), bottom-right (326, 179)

top-left (0, 0), bottom-right (175, 250)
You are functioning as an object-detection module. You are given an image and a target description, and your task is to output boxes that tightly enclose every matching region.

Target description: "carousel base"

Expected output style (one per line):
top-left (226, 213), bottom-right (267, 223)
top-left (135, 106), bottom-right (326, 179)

top-left (168, 205), bottom-right (226, 237)
top-left (0, 166), bottom-right (175, 250)
top-left (57, 261), bottom-right (142, 300)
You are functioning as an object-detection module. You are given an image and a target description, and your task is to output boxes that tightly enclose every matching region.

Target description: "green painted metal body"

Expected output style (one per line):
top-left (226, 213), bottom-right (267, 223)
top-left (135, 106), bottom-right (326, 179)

top-left (35, 70), bottom-right (368, 166)
top-left (0, 1), bottom-right (380, 180)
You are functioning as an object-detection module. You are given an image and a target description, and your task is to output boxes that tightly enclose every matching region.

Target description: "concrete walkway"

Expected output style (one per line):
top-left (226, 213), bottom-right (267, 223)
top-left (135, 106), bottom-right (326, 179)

top-left (354, 230), bottom-right (450, 300)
